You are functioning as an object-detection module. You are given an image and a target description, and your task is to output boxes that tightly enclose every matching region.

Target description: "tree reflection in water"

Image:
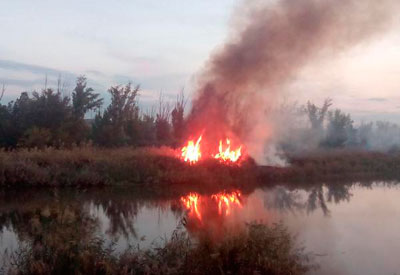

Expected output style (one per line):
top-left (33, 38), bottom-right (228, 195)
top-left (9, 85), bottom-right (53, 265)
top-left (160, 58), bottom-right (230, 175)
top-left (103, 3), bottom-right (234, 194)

top-left (0, 180), bottom-right (393, 262)
top-left (262, 182), bottom-right (355, 217)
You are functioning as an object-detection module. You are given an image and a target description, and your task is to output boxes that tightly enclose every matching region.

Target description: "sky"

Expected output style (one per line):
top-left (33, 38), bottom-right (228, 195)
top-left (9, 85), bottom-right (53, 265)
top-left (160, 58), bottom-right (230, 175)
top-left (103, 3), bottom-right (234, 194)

top-left (0, 0), bottom-right (400, 122)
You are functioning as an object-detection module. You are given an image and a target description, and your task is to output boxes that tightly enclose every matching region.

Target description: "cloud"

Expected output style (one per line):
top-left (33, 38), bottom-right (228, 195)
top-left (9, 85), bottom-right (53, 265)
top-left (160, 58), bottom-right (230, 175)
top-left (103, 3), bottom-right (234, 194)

top-left (85, 70), bottom-right (106, 77)
top-left (368, 97), bottom-right (387, 102)
top-left (0, 59), bottom-right (106, 103)
top-left (112, 73), bottom-right (190, 93)
top-left (0, 59), bottom-right (77, 92)
top-left (0, 59), bottom-right (75, 79)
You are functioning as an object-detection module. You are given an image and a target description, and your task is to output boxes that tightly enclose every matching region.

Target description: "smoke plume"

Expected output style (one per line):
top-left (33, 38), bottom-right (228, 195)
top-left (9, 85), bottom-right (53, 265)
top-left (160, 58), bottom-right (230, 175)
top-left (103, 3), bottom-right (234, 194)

top-left (188, 0), bottom-right (400, 164)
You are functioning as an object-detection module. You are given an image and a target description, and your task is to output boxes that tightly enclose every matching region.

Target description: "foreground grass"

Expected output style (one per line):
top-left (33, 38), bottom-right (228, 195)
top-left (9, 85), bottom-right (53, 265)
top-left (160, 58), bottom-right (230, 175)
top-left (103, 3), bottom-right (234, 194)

top-left (1, 146), bottom-right (400, 189)
top-left (5, 222), bottom-right (313, 275)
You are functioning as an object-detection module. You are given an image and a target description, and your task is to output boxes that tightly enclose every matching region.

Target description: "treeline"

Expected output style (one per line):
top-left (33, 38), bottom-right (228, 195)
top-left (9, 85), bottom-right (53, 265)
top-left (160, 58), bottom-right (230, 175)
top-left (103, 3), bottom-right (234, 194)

top-left (1, 77), bottom-right (399, 152)
top-left (279, 99), bottom-right (400, 153)
top-left (0, 76), bottom-right (186, 149)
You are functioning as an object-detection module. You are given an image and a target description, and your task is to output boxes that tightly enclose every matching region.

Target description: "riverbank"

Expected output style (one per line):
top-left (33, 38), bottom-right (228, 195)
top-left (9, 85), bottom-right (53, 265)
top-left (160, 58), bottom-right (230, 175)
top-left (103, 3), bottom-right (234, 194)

top-left (1, 147), bottom-right (399, 190)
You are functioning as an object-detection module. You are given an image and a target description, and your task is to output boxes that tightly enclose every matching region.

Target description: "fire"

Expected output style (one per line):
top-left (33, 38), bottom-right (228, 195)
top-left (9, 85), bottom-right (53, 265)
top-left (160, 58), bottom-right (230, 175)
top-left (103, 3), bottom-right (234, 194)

top-left (180, 193), bottom-right (202, 220)
top-left (181, 135), bottom-right (202, 164)
top-left (214, 139), bottom-right (242, 163)
top-left (211, 191), bottom-right (242, 216)
top-left (180, 136), bottom-right (243, 164)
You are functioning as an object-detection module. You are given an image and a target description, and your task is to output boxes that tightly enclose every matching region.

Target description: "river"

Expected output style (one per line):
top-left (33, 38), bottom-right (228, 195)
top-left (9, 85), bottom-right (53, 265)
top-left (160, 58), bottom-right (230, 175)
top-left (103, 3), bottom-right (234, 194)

top-left (0, 181), bottom-right (399, 274)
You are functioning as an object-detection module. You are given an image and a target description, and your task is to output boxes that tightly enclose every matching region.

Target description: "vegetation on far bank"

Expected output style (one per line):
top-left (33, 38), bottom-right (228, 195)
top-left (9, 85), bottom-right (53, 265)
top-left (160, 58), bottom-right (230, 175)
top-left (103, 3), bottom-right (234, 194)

top-left (1, 76), bottom-right (400, 189)
top-left (1, 76), bottom-right (400, 153)
top-left (0, 146), bottom-right (258, 189)
top-left (0, 76), bottom-right (186, 149)
top-left (1, 146), bottom-right (400, 189)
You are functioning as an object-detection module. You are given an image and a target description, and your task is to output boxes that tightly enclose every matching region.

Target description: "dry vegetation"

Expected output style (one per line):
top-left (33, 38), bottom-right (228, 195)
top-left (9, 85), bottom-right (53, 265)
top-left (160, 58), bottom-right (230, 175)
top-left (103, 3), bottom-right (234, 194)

top-left (1, 146), bottom-right (400, 190)
top-left (0, 146), bottom-right (258, 191)
top-left (282, 149), bottom-right (400, 181)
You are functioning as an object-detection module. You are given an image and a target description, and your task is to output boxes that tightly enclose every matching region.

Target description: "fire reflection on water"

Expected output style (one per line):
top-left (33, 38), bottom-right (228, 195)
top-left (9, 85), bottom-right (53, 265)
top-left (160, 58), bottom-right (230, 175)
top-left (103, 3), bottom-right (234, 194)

top-left (211, 191), bottom-right (242, 216)
top-left (180, 191), bottom-right (243, 222)
top-left (178, 190), bottom-right (270, 241)
top-left (180, 193), bottom-right (202, 220)
top-left (179, 191), bottom-right (245, 240)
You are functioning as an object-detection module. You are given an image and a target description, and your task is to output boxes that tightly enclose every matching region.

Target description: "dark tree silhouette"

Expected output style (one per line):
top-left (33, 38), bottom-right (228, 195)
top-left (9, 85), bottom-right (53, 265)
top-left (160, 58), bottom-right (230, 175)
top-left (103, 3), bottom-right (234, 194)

top-left (155, 93), bottom-right (171, 145)
top-left (171, 91), bottom-right (186, 146)
top-left (92, 83), bottom-right (140, 146)
top-left (72, 76), bottom-right (103, 119)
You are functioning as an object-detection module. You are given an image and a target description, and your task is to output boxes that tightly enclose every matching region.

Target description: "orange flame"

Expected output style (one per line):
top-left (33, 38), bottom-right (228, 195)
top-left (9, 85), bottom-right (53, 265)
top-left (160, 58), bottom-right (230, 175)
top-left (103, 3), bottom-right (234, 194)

top-left (180, 193), bottom-right (202, 220)
top-left (214, 139), bottom-right (242, 163)
top-left (211, 191), bottom-right (242, 216)
top-left (181, 135), bottom-right (202, 164)
top-left (180, 191), bottom-right (242, 221)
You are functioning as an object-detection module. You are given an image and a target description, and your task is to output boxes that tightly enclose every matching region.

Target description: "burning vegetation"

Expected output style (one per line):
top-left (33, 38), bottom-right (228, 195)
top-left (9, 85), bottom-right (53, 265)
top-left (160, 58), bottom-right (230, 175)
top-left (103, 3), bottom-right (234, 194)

top-left (181, 135), bottom-right (243, 165)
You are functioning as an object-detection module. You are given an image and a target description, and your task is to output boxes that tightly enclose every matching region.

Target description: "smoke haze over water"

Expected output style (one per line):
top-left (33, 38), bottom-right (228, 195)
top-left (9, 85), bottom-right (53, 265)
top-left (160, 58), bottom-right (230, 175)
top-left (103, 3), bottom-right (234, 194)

top-left (188, 0), bottom-right (400, 164)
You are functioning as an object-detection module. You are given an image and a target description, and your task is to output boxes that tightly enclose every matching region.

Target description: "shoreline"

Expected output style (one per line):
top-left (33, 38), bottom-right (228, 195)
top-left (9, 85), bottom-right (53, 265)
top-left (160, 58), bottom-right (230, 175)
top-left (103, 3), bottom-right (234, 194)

top-left (1, 147), bottom-right (399, 189)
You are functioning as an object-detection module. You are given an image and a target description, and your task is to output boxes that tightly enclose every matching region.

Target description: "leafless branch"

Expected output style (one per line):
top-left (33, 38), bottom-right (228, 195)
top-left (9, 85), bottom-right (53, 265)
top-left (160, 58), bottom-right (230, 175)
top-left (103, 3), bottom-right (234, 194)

top-left (175, 88), bottom-right (187, 112)
top-left (56, 74), bottom-right (70, 97)
top-left (157, 92), bottom-right (171, 121)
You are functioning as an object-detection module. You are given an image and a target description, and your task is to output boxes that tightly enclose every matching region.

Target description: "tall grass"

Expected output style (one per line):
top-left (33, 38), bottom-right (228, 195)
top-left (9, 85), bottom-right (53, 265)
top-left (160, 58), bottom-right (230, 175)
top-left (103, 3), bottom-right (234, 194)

top-left (0, 146), bottom-right (258, 189)
top-left (1, 146), bottom-right (399, 189)
top-left (283, 149), bottom-right (400, 181)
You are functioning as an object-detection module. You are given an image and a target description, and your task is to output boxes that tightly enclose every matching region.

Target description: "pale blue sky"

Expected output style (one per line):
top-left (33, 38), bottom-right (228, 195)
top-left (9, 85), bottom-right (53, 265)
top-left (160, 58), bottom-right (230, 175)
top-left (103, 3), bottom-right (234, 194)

top-left (0, 0), bottom-right (400, 122)
top-left (0, 0), bottom-right (236, 103)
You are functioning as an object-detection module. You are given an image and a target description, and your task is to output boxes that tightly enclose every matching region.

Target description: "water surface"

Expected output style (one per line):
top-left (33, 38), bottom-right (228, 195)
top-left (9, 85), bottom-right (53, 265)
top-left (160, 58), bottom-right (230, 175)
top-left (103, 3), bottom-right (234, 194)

top-left (1, 181), bottom-right (399, 274)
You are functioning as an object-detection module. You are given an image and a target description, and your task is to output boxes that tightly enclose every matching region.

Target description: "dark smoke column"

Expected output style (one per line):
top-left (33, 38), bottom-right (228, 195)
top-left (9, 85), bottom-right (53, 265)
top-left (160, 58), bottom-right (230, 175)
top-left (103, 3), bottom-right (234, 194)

top-left (187, 0), bottom-right (399, 157)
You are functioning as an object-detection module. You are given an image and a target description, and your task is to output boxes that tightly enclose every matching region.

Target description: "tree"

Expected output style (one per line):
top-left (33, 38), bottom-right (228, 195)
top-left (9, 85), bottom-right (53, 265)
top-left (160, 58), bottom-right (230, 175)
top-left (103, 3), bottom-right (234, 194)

top-left (5, 89), bottom-right (74, 148)
top-left (139, 113), bottom-right (156, 146)
top-left (358, 122), bottom-right (373, 148)
top-left (6, 92), bottom-right (35, 147)
top-left (303, 98), bottom-right (332, 148)
top-left (69, 76), bottom-right (103, 144)
top-left (171, 90), bottom-right (186, 145)
top-left (92, 83), bottom-right (140, 146)
top-left (30, 89), bottom-right (71, 131)
top-left (0, 84), bottom-right (17, 147)
top-left (323, 109), bottom-right (354, 148)
top-left (0, 104), bottom-right (12, 147)
top-left (19, 127), bottom-right (52, 149)
top-left (72, 76), bottom-right (103, 119)
top-left (373, 121), bottom-right (400, 151)
top-left (306, 98), bottom-right (332, 131)
top-left (155, 93), bottom-right (171, 145)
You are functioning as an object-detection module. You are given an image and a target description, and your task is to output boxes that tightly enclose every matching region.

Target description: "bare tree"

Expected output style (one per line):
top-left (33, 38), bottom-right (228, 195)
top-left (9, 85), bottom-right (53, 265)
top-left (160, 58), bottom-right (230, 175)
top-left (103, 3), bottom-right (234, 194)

top-left (156, 92), bottom-right (171, 121)
top-left (57, 74), bottom-right (70, 97)
top-left (155, 92), bottom-right (172, 144)
top-left (141, 105), bottom-right (156, 120)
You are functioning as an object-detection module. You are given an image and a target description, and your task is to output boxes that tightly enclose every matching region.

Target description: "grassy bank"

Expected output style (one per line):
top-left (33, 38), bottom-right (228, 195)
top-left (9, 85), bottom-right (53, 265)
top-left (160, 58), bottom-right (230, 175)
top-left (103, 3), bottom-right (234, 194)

top-left (4, 221), bottom-right (313, 275)
top-left (281, 149), bottom-right (400, 181)
top-left (1, 147), bottom-right (400, 189)
top-left (0, 146), bottom-right (258, 190)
